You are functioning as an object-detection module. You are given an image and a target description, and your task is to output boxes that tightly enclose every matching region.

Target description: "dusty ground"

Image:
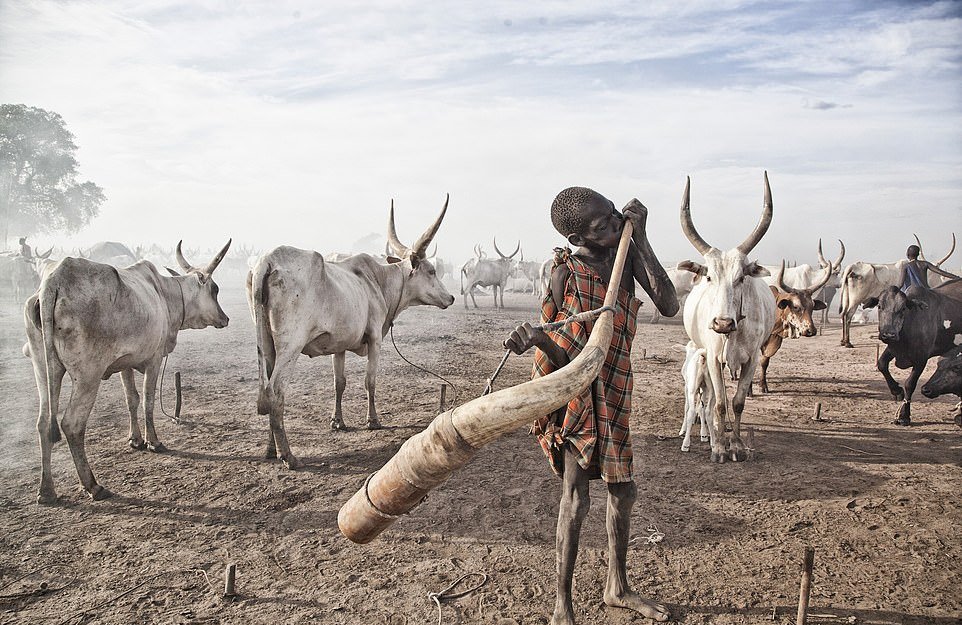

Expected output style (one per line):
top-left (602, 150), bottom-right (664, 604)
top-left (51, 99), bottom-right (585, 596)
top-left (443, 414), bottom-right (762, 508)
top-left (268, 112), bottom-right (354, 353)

top-left (0, 277), bottom-right (960, 625)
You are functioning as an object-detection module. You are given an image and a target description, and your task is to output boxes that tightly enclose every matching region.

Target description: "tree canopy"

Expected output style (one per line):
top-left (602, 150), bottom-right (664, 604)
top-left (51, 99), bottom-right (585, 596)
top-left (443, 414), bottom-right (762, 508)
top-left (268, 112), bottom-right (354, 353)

top-left (0, 104), bottom-right (104, 246)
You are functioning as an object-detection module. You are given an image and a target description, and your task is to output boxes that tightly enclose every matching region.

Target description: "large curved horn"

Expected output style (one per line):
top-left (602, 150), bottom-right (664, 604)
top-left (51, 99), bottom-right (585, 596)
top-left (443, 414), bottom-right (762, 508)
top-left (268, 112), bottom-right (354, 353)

top-left (337, 222), bottom-right (636, 544)
top-left (806, 259), bottom-right (833, 294)
top-left (387, 199), bottom-right (409, 257)
top-left (204, 239), bottom-right (232, 275)
top-left (816, 239), bottom-right (828, 268)
top-left (38, 246), bottom-right (54, 260)
top-left (679, 176), bottom-right (712, 255)
top-left (411, 194), bottom-right (449, 259)
top-left (833, 239), bottom-right (845, 270)
top-left (777, 260), bottom-right (792, 293)
top-left (493, 237), bottom-right (507, 259)
top-left (913, 233), bottom-right (926, 261)
top-left (176, 241), bottom-right (196, 272)
top-left (935, 232), bottom-right (956, 266)
top-left (736, 171), bottom-right (773, 255)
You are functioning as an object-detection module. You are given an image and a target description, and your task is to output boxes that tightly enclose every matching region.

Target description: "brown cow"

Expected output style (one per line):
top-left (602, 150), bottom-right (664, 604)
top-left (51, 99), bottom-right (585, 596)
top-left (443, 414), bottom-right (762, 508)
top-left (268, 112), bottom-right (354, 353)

top-left (759, 260), bottom-right (831, 393)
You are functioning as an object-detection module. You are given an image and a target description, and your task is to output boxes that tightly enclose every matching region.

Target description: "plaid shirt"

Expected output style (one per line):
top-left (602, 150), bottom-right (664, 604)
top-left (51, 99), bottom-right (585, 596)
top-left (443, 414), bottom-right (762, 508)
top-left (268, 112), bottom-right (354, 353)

top-left (532, 253), bottom-right (641, 483)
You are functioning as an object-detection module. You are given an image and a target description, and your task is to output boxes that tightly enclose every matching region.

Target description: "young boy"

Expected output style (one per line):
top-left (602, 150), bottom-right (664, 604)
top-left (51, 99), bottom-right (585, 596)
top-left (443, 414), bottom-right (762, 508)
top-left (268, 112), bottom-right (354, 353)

top-left (505, 187), bottom-right (678, 625)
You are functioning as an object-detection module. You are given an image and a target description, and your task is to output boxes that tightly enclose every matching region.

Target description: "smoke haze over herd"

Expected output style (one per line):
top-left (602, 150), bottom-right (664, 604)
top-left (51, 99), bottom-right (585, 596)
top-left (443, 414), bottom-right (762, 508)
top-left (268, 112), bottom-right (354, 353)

top-left (1, 0), bottom-right (960, 267)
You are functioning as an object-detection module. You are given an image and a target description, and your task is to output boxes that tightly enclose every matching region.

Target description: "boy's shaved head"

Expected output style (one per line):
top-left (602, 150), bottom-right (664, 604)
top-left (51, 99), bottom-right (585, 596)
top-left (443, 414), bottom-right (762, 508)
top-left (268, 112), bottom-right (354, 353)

top-left (551, 187), bottom-right (611, 237)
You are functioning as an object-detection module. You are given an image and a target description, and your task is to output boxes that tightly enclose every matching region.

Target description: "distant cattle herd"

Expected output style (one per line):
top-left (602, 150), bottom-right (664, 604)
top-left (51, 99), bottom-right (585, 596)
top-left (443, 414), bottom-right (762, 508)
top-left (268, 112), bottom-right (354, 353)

top-left (2, 174), bottom-right (961, 502)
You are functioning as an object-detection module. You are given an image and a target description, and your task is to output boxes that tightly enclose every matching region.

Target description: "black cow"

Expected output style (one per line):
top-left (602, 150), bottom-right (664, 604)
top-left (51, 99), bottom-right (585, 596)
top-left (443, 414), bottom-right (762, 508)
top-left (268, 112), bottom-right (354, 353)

top-left (864, 279), bottom-right (962, 425)
top-left (921, 344), bottom-right (962, 427)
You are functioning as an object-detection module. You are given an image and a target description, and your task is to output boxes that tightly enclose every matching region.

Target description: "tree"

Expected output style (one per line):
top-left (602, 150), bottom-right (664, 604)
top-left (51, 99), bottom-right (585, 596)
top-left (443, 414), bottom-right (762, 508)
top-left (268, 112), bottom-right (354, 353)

top-left (0, 104), bottom-right (105, 247)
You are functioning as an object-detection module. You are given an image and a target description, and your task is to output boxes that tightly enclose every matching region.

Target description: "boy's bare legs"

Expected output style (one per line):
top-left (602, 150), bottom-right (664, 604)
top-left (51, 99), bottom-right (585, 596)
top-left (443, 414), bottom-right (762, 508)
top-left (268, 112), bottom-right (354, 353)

top-left (604, 480), bottom-right (670, 621)
top-left (553, 448), bottom-right (590, 625)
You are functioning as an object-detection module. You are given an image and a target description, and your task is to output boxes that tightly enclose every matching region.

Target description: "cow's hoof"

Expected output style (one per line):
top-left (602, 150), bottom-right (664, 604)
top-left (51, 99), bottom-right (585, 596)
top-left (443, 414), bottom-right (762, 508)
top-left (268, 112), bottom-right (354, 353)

top-left (700, 436), bottom-right (710, 443)
top-left (733, 449), bottom-right (749, 462)
top-left (710, 452), bottom-right (726, 464)
top-left (367, 420), bottom-right (382, 430)
top-left (680, 445), bottom-right (690, 452)
top-left (147, 441), bottom-right (167, 453)
top-left (90, 485), bottom-right (113, 501)
top-left (283, 456), bottom-right (303, 470)
top-left (841, 341), bottom-right (854, 349)
top-left (893, 417), bottom-right (911, 426)
top-left (330, 420), bottom-right (345, 431)
top-left (37, 491), bottom-right (58, 505)
top-left (128, 438), bottom-right (146, 451)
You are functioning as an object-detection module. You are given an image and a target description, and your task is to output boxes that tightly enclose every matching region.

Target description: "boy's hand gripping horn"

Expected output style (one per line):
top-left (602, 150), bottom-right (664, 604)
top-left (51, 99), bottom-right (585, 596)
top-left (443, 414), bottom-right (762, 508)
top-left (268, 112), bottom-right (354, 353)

top-left (337, 222), bottom-right (634, 544)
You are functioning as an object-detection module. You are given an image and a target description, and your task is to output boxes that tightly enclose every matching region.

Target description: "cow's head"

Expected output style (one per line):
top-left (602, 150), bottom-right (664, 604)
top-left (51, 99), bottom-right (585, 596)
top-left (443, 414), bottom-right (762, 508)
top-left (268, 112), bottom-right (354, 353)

top-left (493, 238), bottom-right (521, 267)
top-left (170, 239), bottom-right (232, 329)
top-left (387, 194), bottom-right (455, 309)
top-left (922, 345), bottom-right (962, 399)
top-left (679, 172), bottom-right (773, 335)
top-left (863, 285), bottom-right (927, 344)
top-left (771, 260), bottom-right (830, 337)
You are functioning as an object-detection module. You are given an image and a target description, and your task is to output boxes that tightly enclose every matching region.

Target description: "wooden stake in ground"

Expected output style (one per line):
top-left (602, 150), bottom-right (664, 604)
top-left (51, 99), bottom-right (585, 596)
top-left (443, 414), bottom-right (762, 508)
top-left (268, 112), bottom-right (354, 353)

top-left (438, 384), bottom-right (447, 414)
top-left (224, 563), bottom-right (236, 597)
top-left (174, 372), bottom-right (183, 421)
top-left (812, 403), bottom-right (822, 422)
top-left (796, 547), bottom-right (815, 625)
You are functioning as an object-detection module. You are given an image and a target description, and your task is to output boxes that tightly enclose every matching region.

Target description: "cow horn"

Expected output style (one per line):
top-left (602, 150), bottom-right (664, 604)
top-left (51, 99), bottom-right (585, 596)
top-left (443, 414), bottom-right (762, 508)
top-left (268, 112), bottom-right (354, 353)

top-left (176, 241), bottom-right (197, 272)
top-left (935, 232), bottom-right (956, 267)
top-left (736, 171), bottom-right (773, 255)
top-left (427, 244), bottom-right (437, 259)
top-left (411, 194), bottom-right (449, 259)
top-left (493, 238), bottom-right (506, 259)
top-left (913, 233), bottom-right (926, 261)
top-left (494, 238), bottom-right (520, 260)
top-left (679, 176), bottom-right (712, 255)
top-left (39, 246), bottom-right (54, 260)
top-left (834, 239), bottom-right (845, 270)
top-left (807, 259), bottom-right (833, 294)
top-left (387, 199), bottom-right (410, 257)
top-left (817, 239), bottom-right (828, 268)
top-left (777, 260), bottom-right (792, 293)
top-left (204, 238), bottom-right (232, 275)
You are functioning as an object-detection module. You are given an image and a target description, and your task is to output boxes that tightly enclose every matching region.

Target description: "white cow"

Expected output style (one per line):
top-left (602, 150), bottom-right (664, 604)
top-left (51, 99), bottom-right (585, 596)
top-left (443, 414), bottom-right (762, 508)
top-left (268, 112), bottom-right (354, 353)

top-left (649, 266), bottom-right (697, 323)
top-left (460, 239), bottom-right (520, 309)
top-left (678, 172), bottom-right (776, 463)
top-left (24, 241), bottom-right (232, 503)
top-left (248, 196), bottom-right (454, 469)
top-left (679, 341), bottom-right (713, 452)
top-left (838, 260), bottom-right (906, 348)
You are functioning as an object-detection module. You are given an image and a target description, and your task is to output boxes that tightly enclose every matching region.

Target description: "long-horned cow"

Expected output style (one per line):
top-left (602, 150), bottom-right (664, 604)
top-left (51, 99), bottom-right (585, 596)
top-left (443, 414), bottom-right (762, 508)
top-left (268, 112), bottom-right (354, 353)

top-left (921, 344), bottom-right (962, 427)
top-left (248, 196), bottom-right (454, 470)
top-left (863, 280), bottom-right (962, 425)
top-left (24, 241), bottom-right (232, 503)
top-left (758, 260), bottom-right (831, 393)
top-left (679, 172), bottom-right (776, 463)
top-left (460, 238), bottom-right (520, 309)
top-left (762, 239), bottom-right (844, 327)
top-left (914, 233), bottom-right (957, 286)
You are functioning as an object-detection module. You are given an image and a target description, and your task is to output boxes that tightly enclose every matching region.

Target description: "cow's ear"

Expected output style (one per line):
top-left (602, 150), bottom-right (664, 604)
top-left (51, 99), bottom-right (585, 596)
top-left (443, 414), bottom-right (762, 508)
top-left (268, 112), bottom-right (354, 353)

top-left (746, 262), bottom-right (770, 277)
top-left (769, 285), bottom-right (779, 297)
top-left (678, 260), bottom-right (706, 276)
top-left (908, 298), bottom-right (928, 310)
top-left (813, 299), bottom-right (827, 311)
top-left (777, 298), bottom-right (792, 309)
top-left (165, 266), bottom-right (182, 277)
top-left (863, 297), bottom-right (879, 309)
top-left (386, 255), bottom-right (402, 264)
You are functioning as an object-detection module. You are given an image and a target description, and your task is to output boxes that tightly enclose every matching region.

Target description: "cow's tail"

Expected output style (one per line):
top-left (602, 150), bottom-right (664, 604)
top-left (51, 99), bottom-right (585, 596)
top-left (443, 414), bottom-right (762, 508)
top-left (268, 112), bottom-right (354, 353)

top-left (460, 265), bottom-right (467, 295)
top-left (250, 260), bottom-right (276, 416)
top-left (37, 285), bottom-right (62, 443)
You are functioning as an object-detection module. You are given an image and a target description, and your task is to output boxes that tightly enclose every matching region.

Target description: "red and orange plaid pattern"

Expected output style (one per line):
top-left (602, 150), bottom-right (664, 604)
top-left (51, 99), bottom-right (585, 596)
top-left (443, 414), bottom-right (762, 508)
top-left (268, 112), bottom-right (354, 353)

top-left (531, 254), bottom-right (641, 483)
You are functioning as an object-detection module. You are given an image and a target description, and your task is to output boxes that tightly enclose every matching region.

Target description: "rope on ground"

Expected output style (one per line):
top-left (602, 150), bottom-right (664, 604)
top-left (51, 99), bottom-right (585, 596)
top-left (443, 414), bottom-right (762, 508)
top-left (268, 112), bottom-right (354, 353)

top-left (157, 354), bottom-right (179, 423)
top-left (628, 522), bottom-right (665, 546)
top-left (389, 325), bottom-right (460, 407)
top-left (427, 572), bottom-right (488, 625)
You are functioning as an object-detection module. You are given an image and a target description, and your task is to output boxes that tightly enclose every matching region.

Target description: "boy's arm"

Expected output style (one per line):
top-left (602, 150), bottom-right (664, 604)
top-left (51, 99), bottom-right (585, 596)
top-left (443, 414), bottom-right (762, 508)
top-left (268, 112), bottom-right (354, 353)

top-left (925, 261), bottom-right (962, 281)
top-left (504, 264), bottom-right (572, 368)
top-left (623, 199), bottom-right (680, 317)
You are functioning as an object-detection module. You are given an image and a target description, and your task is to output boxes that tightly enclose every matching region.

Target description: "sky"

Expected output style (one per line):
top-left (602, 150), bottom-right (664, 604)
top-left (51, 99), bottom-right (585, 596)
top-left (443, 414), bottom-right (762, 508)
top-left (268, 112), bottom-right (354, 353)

top-left (1, 0), bottom-right (961, 268)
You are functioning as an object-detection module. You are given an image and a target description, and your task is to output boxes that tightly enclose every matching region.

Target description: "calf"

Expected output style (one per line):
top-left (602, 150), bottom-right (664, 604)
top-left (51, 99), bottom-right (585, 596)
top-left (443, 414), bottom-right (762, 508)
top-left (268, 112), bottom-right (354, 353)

top-left (679, 341), bottom-right (713, 452)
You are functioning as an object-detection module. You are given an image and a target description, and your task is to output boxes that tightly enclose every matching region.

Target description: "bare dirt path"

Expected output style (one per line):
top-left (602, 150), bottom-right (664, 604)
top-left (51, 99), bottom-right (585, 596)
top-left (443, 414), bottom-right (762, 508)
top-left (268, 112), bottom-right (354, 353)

top-left (1, 283), bottom-right (959, 624)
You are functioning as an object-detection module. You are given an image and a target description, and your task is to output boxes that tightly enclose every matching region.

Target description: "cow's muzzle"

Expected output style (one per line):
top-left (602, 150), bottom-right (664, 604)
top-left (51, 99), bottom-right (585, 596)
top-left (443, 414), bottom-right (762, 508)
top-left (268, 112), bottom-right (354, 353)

top-left (879, 331), bottom-right (899, 344)
top-left (711, 317), bottom-right (737, 335)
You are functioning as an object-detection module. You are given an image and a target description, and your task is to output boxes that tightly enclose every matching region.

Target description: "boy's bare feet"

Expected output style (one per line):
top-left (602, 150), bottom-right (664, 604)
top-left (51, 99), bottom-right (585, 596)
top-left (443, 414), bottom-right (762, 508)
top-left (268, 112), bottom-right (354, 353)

top-left (604, 588), bottom-right (670, 621)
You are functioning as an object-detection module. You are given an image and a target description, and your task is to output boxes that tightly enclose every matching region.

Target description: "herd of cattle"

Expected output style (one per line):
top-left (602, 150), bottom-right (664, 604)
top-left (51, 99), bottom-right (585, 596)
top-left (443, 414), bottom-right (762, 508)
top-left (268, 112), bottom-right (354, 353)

top-left (3, 175), bottom-right (961, 501)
